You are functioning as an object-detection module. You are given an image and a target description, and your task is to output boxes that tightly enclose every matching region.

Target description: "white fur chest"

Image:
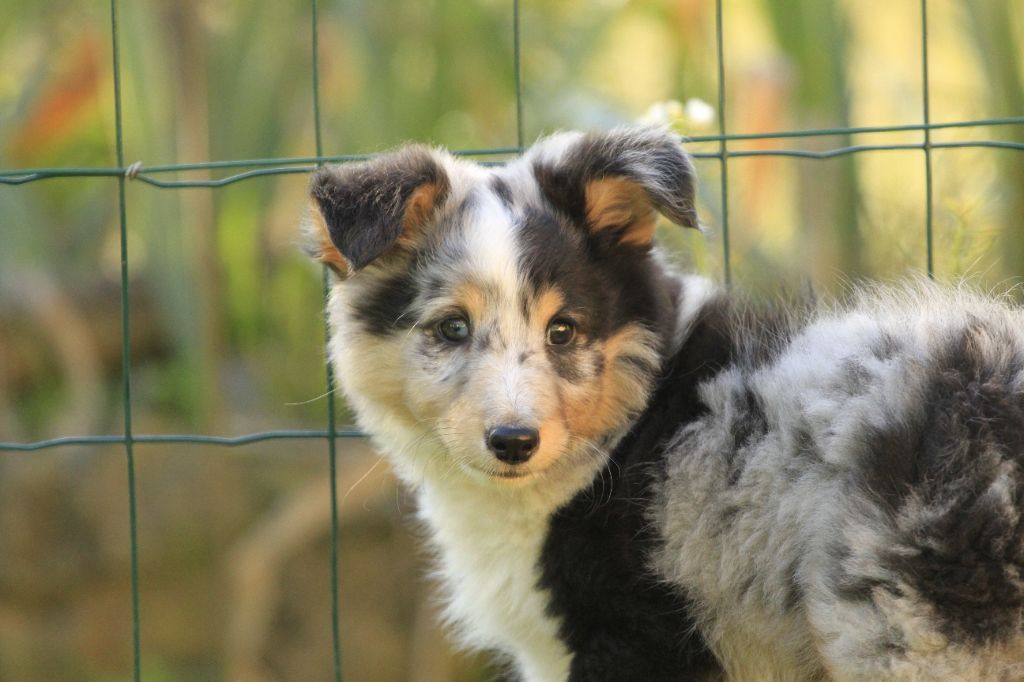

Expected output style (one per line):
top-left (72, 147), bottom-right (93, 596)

top-left (418, 481), bottom-right (572, 682)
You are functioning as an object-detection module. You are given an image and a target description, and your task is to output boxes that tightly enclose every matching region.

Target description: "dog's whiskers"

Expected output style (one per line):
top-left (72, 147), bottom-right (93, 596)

top-left (283, 386), bottom-right (339, 406)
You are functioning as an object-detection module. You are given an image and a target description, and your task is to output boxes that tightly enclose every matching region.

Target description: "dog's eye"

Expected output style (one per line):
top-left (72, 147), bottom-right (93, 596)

top-left (546, 319), bottom-right (575, 346)
top-left (438, 316), bottom-right (471, 343)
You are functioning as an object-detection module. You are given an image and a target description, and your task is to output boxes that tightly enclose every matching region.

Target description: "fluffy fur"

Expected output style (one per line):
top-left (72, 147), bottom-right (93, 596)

top-left (305, 127), bottom-right (1024, 681)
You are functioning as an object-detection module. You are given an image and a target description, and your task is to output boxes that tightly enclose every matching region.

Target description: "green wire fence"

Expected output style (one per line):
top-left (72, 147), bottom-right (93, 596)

top-left (1, 1), bottom-right (1023, 680)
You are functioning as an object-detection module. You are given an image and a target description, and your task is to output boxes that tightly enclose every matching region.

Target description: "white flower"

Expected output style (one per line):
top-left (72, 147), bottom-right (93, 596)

top-left (637, 98), bottom-right (715, 131)
top-left (684, 98), bottom-right (716, 127)
top-left (638, 101), bottom-right (676, 128)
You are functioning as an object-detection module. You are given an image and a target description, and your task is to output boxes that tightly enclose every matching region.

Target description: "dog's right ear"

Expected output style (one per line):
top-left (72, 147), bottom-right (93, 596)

top-left (308, 146), bottom-right (450, 274)
top-left (531, 127), bottom-right (699, 249)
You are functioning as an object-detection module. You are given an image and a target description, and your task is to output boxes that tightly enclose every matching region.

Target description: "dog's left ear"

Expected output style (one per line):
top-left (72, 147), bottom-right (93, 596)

top-left (533, 127), bottom-right (698, 247)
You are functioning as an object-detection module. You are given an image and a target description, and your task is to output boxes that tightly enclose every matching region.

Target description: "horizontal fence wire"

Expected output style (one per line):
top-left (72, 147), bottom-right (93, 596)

top-left (2, 1), bottom-right (1023, 680)
top-left (0, 431), bottom-right (366, 452)
top-left (2, 117), bottom-right (1023, 187)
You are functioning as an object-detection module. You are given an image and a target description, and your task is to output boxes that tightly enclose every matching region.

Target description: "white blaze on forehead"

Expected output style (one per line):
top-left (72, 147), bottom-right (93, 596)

top-left (524, 130), bottom-right (584, 166)
top-left (454, 184), bottom-right (550, 427)
top-left (460, 186), bottom-right (523, 299)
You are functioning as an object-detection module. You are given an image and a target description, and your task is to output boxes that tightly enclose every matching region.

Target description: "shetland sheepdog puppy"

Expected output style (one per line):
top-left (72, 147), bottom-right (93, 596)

top-left (305, 127), bottom-right (1024, 682)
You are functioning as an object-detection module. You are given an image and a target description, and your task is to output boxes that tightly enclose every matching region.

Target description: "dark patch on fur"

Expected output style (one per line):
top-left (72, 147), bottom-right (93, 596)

top-left (740, 388), bottom-right (768, 434)
top-left (475, 330), bottom-right (492, 351)
top-left (520, 291), bottom-right (531, 321)
top-left (310, 147), bottom-right (449, 269)
top-left (490, 174), bottom-right (513, 207)
top-left (729, 300), bottom-right (803, 369)
top-left (873, 332), bottom-right (903, 361)
top-left (724, 387), bottom-right (770, 486)
top-left (725, 460), bottom-right (744, 488)
top-left (447, 188), bottom-right (479, 228)
top-left (515, 208), bottom-right (586, 292)
top-left (839, 358), bottom-right (872, 395)
top-left (881, 632), bottom-right (908, 657)
top-left (792, 426), bottom-right (820, 463)
top-left (782, 557), bottom-right (805, 611)
top-left (862, 322), bottom-right (1024, 643)
top-left (538, 297), bottom-right (744, 680)
top-left (352, 270), bottom-right (418, 335)
top-left (855, 418), bottom-right (923, 513)
top-left (548, 346), bottom-right (587, 384)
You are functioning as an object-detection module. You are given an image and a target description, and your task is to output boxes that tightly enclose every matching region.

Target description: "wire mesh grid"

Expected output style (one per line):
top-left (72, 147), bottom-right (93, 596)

top-left (1, 1), bottom-right (1023, 680)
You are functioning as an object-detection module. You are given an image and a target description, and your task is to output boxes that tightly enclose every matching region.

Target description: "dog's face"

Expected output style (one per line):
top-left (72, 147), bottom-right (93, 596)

top-left (308, 128), bottom-right (698, 487)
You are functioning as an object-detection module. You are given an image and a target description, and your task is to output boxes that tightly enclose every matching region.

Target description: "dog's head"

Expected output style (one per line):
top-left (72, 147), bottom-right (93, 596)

top-left (308, 128), bottom-right (698, 488)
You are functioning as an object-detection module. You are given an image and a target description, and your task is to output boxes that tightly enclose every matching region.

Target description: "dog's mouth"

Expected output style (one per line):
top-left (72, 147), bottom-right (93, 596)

top-left (490, 469), bottom-right (533, 480)
top-left (462, 462), bottom-right (537, 482)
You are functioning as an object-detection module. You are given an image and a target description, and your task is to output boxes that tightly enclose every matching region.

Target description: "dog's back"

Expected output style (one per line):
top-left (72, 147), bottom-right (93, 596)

top-left (652, 284), bottom-right (1024, 681)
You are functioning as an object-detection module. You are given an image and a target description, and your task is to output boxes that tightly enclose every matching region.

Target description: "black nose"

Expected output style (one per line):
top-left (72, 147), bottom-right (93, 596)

top-left (486, 426), bottom-right (540, 464)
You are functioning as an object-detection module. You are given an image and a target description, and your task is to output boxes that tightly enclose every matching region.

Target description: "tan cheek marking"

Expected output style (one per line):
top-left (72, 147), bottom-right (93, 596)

top-left (341, 332), bottom-right (420, 422)
top-left (562, 324), bottom-right (660, 440)
top-left (584, 177), bottom-right (658, 247)
top-left (533, 418), bottom-right (569, 469)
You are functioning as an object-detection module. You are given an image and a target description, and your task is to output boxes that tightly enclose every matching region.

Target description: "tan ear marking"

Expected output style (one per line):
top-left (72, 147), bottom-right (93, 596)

top-left (307, 198), bottom-right (350, 274)
top-left (401, 182), bottom-right (446, 242)
top-left (584, 177), bottom-right (658, 247)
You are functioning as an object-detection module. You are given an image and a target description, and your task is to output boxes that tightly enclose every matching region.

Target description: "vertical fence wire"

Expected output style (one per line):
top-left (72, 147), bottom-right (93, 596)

top-left (310, 1), bottom-right (344, 679)
top-left (921, 0), bottom-right (934, 278)
top-left (513, 0), bottom-right (524, 149)
top-left (715, 0), bottom-right (732, 286)
top-left (108, 1), bottom-right (142, 680)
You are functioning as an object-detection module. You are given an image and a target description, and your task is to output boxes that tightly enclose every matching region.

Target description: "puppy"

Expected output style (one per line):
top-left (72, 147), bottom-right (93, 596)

top-left (306, 127), bottom-right (1024, 681)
